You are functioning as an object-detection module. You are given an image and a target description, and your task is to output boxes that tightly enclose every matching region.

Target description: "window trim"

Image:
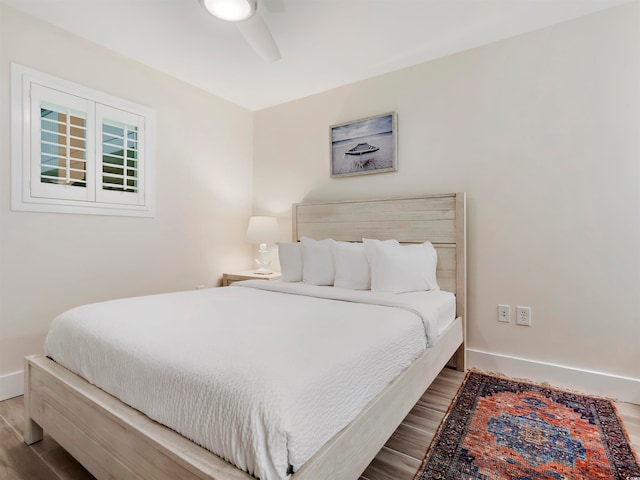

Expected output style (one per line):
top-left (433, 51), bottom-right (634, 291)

top-left (11, 63), bottom-right (156, 217)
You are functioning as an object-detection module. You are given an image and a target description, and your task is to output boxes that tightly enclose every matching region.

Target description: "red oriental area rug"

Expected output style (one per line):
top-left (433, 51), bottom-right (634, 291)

top-left (415, 371), bottom-right (640, 480)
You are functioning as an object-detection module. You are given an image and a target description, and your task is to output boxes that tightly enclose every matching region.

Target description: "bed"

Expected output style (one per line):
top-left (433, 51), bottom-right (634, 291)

top-left (23, 192), bottom-right (467, 480)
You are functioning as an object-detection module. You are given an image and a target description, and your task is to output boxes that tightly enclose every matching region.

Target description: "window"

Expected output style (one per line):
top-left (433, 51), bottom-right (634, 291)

top-left (11, 64), bottom-right (155, 216)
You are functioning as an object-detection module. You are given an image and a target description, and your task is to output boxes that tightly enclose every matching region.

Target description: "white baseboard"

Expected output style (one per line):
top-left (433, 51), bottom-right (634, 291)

top-left (0, 370), bottom-right (24, 401)
top-left (467, 349), bottom-right (640, 405)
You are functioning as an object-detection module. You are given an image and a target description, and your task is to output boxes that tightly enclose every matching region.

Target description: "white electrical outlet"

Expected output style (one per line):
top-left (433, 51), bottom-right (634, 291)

top-left (498, 304), bottom-right (510, 323)
top-left (516, 306), bottom-right (532, 326)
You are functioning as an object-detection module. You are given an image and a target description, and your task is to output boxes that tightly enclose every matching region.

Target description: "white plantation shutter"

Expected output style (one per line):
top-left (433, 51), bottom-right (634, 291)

top-left (96, 105), bottom-right (145, 206)
top-left (30, 84), bottom-right (95, 202)
top-left (12, 64), bottom-right (155, 217)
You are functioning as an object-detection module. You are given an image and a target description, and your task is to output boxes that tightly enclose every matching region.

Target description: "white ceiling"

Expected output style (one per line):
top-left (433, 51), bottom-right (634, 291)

top-left (3, 0), bottom-right (632, 111)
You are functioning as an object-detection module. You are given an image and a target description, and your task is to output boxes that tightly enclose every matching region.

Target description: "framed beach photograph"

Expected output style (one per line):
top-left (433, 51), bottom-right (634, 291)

top-left (330, 112), bottom-right (397, 178)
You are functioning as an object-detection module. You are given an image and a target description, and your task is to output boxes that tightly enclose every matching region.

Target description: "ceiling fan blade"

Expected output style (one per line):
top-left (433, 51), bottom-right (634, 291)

top-left (237, 13), bottom-right (281, 63)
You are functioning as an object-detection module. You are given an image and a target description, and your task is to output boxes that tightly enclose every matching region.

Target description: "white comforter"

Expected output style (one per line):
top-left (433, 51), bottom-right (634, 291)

top-left (44, 281), bottom-right (455, 480)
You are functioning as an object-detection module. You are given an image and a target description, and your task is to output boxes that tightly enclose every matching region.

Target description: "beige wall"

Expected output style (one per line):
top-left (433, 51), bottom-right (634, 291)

top-left (254, 4), bottom-right (640, 379)
top-left (1, 3), bottom-right (638, 387)
top-left (0, 5), bottom-right (255, 375)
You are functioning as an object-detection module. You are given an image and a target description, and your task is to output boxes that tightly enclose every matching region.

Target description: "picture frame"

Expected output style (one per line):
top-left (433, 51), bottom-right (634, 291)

top-left (330, 112), bottom-right (397, 178)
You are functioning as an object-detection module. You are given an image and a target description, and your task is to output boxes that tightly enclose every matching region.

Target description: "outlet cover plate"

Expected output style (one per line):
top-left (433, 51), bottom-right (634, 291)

top-left (516, 306), bottom-right (532, 326)
top-left (498, 304), bottom-right (510, 323)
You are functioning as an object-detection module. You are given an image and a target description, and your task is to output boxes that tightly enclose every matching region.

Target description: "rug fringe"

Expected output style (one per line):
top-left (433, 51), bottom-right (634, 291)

top-left (467, 367), bottom-right (619, 402)
top-left (413, 369), bottom-right (473, 480)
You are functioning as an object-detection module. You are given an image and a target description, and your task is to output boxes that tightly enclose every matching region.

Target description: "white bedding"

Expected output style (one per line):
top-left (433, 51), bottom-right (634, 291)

top-left (44, 281), bottom-right (455, 480)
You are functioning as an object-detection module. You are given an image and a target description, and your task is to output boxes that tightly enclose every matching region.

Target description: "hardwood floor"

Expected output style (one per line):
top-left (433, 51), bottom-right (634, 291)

top-left (1, 368), bottom-right (638, 480)
top-left (359, 368), bottom-right (465, 480)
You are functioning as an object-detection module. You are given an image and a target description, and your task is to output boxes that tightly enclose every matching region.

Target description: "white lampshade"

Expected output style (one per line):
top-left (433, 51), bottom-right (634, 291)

top-left (246, 216), bottom-right (278, 245)
top-left (199, 0), bottom-right (257, 22)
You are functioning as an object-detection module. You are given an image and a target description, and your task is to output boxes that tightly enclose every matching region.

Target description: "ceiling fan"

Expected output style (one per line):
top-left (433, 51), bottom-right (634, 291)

top-left (198, 0), bottom-right (281, 63)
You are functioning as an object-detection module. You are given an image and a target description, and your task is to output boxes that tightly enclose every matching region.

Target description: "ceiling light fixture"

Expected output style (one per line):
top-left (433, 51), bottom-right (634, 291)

top-left (197, 0), bottom-right (280, 63)
top-left (199, 0), bottom-right (257, 22)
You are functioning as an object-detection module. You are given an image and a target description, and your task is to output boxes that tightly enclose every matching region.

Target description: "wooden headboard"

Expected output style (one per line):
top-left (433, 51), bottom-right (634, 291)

top-left (292, 193), bottom-right (467, 337)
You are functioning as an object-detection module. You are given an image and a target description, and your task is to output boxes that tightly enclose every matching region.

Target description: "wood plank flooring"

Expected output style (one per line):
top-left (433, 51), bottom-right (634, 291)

top-left (1, 367), bottom-right (638, 480)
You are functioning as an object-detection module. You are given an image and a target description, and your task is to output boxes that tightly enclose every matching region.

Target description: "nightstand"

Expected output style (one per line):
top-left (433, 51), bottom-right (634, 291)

top-left (222, 270), bottom-right (282, 287)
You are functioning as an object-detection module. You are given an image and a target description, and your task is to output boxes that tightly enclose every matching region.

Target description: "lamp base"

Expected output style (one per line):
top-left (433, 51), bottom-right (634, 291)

top-left (254, 246), bottom-right (272, 274)
top-left (252, 267), bottom-right (273, 275)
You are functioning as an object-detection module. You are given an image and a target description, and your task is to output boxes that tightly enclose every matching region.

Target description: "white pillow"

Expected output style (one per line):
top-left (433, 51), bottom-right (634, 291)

top-left (301, 237), bottom-right (335, 285)
top-left (332, 242), bottom-right (370, 290)
top-left (369, 240), bottom-right (440, 293)
top-left (277, 242), bottom-right (303, 282)
top-left (363, 238), bottom-right (399, 263)
top-left (332, 239), bottom-right (401, 290)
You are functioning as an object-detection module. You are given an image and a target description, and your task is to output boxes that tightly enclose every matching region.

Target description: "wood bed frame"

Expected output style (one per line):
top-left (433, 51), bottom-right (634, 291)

top-left (24, 192), bottom-right (467, 480)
